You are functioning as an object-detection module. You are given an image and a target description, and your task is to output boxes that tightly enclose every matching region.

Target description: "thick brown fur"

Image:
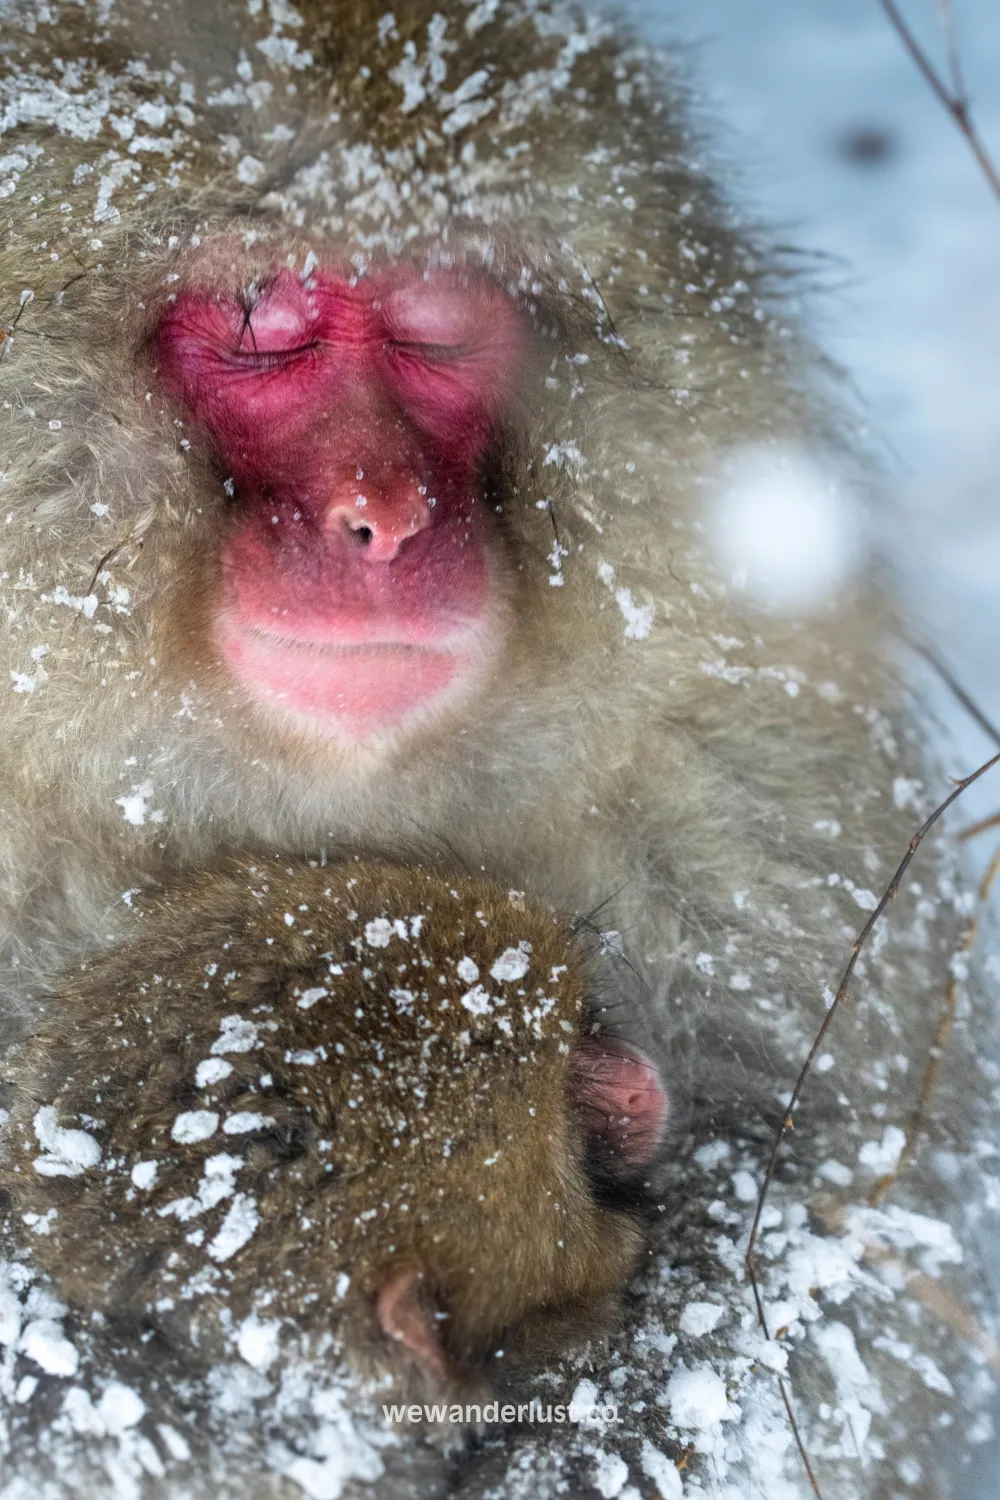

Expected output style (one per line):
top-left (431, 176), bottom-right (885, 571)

top-left (0, 859), bottom-right (646, 1493)
top-left (0, 2), bottom-right (998, 1498)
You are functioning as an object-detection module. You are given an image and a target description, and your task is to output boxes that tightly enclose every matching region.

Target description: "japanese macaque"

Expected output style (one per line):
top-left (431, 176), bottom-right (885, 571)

top-left (0, 0), bottom-right (998, 1497)
top-left (0, 859), bottom-right (666, 1494)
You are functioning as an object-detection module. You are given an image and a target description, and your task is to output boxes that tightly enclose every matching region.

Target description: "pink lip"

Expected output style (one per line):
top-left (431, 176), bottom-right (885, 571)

top-left (217, 614), bottom-right (478, 742)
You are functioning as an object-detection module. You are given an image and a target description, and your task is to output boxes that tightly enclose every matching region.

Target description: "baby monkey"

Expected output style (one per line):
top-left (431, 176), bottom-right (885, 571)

top-left (0, 858), bottom-right (666, 1493)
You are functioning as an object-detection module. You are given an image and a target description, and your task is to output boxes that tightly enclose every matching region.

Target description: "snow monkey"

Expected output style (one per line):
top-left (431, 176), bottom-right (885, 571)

top-left (0, 858), bottom-right (667, 1494)
top-left (0, 0), bottom-right (999, 1497)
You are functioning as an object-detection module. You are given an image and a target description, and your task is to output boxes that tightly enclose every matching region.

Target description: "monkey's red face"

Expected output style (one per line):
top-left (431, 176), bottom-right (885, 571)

top-left (155, 266), bottom-right (526, 744)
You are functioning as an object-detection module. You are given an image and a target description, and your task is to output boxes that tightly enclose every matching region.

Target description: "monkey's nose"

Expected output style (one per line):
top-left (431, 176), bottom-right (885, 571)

top-left (325, 486), bottom-right (433, 562)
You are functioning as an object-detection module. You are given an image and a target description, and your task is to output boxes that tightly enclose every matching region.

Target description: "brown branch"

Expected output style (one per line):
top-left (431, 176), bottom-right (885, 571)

top-left (745, 745), bottom-right (1000, 1492)
top-left (878, 0), bottom-right (1000, 206)
top-left (957, 808), bottom-right (1000, 842)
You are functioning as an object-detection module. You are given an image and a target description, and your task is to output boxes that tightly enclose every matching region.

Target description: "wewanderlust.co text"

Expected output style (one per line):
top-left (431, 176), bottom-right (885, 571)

top-left (382, 1400), bottom-right (620, 1426)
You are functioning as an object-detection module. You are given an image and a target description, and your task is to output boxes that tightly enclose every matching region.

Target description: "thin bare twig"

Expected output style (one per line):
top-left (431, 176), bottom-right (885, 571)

top-left (910, 639), bottom-right (1000, 749)
top-left (878, 0), bottom-right (1000, 205)
top-left (935, 0), bottom-right (967, 105)
top-left (906, 640), bottom-right (1000, 840)
top-left (745, 745), bottom-right (1000, 1494)
top-left (869, 837), bottom-right (1000, 1202)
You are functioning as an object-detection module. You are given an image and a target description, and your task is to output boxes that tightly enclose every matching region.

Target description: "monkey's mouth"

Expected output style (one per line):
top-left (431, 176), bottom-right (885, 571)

top-left (216, 615), bottom-right (489, 742)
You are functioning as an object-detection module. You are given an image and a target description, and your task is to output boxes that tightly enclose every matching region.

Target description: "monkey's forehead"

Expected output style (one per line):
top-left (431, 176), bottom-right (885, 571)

top-left (0, 0), bottom-right (696, 305)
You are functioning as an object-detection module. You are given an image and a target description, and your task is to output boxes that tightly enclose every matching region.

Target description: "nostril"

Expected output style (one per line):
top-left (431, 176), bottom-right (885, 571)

top-left (326, 492), bottom-right (432, 561)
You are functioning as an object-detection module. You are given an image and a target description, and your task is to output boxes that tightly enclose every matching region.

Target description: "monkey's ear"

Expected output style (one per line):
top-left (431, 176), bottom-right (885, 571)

top-left (569, 1037), bottom-right (668, 1165)
top-left (375, 1267), bottom-right (451, 1386)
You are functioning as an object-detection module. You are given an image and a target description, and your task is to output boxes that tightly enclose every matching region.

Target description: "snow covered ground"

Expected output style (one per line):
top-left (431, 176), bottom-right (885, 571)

top-left (627, 0), bottom-right (1000, 832)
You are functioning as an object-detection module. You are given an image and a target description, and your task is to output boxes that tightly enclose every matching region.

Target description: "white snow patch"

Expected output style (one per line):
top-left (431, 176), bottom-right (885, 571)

top-left (223, 1112), bottom-right (269, 1134)
top-left (195, 1056), bottom-right (234, 1087)
top-left (639, 1439), bottom-right (683, 1499)
top-left (97, 1381), bottom-right (145, 1434)
top-left (364, 918), bottom-right (394, 948)
top-left (237, 1315), bottom-right (281, 1371)
top-left (664, 1362), bottom-right (734, 1445)
top-left (460, 984), bottom-right (494, 1015)
top-left (597, 561), bottom-right (654, 639)
top-left (208, 1194), bottom-right (260, 1261)
top-left (591, 1450), bottom-right (629, 1497)
top-left (857, 1125), bottom-right (906, 1175)
top-left (489, 945), bottom-right (530, 982)
top-left (33, 1106), bottom-right (101, 1177)
top-left (20, 1318), bottom-right (79, 1377)
top-left (679, 1301), bottom-right (726, 1337)
top-left (812, 1320), bottom-right (885, 1456)
top-left (115, 780), bottom-right (164, 826)
top-left (297, 986), bottom-right (329, 1009)
top-left (846, 1203), bottom-right (963, 1278)
top-left (210, 1014), bottom-right (259, 1054)
top-left (171, 1110), bottom-right (219, 1144)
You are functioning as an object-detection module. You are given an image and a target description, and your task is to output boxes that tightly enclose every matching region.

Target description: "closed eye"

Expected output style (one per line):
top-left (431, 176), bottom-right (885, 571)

top-left (220, 341), bottom-right (322, 371)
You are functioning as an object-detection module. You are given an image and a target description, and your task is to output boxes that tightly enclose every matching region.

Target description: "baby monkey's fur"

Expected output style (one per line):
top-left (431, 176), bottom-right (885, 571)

top-left (0, 859), bottom-right (652, 1493)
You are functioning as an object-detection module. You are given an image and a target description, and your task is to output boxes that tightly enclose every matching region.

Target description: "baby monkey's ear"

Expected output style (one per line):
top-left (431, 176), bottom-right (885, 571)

top-left (375, 1267), bottom-right (451, 1386)
top-left (569, 1037), bottom-right (668, 1166)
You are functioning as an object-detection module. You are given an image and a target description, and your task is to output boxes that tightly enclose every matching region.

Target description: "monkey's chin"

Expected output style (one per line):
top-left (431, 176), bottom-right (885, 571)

top-left (217, 619), bottom-right (489, 746)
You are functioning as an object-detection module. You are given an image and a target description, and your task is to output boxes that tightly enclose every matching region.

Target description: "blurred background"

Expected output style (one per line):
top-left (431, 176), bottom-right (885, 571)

top-left (618, 12), bottom-right (1000, 1488)
top-left (625, 0), bottom-right (1000, 835)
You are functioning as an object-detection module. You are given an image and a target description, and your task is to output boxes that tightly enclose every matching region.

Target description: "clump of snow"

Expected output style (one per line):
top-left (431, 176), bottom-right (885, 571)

top-left (159, 1153), bottom-right (242, 1222)
top-left (812, 1321), bottom-right (885, 1454)
top-left (171, 1110), bottom-right (219, 1144)
top-left (97, 1382), bottom-right (146, 1435)
top-left (489, 945), bottom-right (530, 982)
top-left (296, 985), bottom-right (329, 1009)
top-left (115, 779), bottom-right (165, 826)
top-left (19, 1318), bottom-right (79, 1377)
top-left (208, 1194), bottom-right (260, 1262)
top-left (460, 984), bottom-right (494, 1015)
top-left (664, 1361), bottom-right (734, 1448)
top-left (709, 446), bottom-right (863, 612)
top-left (32, 1106), bottom-right (100, 1178)
top-left (590, 1450), bottom-right (629, 1497)
top-left (223, 1112), bottom-right (269, 1134)
top-left (275, 1386), bottom-right (389, 1497)
top-left (237, 1315), bottom-right (281, 1371)
top-left (640, 1439), bottom-right (683, 1499)
top-left (364, 917), bottom-right (394, 947)
top-left (857, 1125), bottom-right (906, 1175)
top-left (679, 1301), bottom-right (726, 1337)
top-left (846, 1203), bottom-right (964, 1278)
top-left (48, 585), bottom-right (98, 619)
top-left (210, 1014), bottom-right (258, 1054)
top-left (816, 1158), bottom-right (854, 1187)
top-left (730, 1168), bottom-right (758, 1202)
top-left (597, 560), bottom-right (655, 640)
top-left (568, 1377), bottom-right (602, 1425)
top-left (195, 1056), bottom-right (234, 1087)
